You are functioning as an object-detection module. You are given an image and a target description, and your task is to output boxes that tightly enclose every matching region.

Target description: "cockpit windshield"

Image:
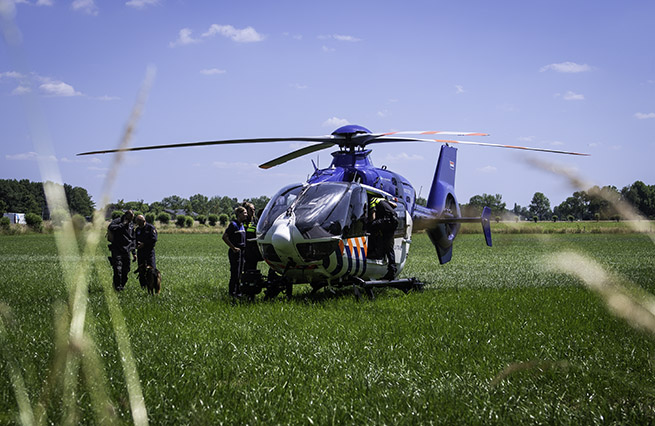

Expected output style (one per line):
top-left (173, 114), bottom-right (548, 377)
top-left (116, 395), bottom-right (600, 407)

top-left (293, 182), bottom-right (367, 239)
top-left (257, 183), bottom-right (304, 236)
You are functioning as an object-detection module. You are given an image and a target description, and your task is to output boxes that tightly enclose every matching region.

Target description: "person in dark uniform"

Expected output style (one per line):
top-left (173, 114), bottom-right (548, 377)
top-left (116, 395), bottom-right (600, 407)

top-left (242, 202), bottom-right (263, 272)
top-left (135, 214), bottom-right (158, 288)
top-left (222, 206), bottom-right (248, 298)
top-left (369, 197), bottom-right (399, 280)
top-left (108, 210), bottom-right (136, 291)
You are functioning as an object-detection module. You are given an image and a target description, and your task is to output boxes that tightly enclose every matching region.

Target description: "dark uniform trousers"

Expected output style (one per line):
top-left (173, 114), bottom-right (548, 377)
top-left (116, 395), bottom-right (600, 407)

top-left (110, 248), bottom-right (132, 290)
top-left (228, 249), bottom-right (244, 296)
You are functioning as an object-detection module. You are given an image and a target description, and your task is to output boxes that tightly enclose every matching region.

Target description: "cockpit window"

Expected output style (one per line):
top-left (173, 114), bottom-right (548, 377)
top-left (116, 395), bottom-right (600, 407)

top-left (292, 182), bottom-right (368, 239)
top-left (294, 183), bottom-right (350, 239)
top-left (257, 183), bottom-right (304, 236)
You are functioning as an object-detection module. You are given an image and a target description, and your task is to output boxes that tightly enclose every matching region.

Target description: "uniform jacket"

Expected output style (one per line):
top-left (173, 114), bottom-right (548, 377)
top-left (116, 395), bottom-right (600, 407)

top-left (225, 220), bottom-right (246, 249)
top-left (136, 222), bottom-right (158, 253)
top-left (108, 217), bottom-right (136, 254)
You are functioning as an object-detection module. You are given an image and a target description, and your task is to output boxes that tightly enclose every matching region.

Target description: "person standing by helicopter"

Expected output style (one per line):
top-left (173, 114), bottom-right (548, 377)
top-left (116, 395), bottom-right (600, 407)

top-left (242, 202), bottom-right (263, 272)
top-left (222, 206), bottom-right (248, 298)
top-left (369, 196), bottom-right (399, 280)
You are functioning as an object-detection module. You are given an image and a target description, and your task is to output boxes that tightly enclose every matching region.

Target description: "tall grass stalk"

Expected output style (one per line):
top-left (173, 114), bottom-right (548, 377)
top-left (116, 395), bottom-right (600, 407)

top-left (2, 12), bottom-right (154, 421)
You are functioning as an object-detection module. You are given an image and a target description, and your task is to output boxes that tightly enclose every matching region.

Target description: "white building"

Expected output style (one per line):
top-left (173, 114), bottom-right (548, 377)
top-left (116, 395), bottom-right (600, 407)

top-left (3, 213), bottom-right (26, 224)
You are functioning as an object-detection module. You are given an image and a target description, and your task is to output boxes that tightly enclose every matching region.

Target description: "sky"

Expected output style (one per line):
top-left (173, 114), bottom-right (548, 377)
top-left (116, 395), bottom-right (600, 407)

top-left (1, 0), bottom-right (654, 210)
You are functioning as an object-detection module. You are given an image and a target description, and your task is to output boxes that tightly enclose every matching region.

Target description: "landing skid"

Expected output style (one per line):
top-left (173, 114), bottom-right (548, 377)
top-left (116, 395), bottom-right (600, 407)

top-left (239, 269), bottom-right (424, 301)
top-left (350, 277), bottom-right (424, 301)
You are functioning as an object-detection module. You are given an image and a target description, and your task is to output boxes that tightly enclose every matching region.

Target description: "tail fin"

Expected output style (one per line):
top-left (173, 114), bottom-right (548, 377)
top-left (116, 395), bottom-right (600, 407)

top-left (481, 206), bottom-right (492, 247)
top-left (425, 145), bottom-right (460, 264)
top-left (427, 145), bottom-right (457, 210)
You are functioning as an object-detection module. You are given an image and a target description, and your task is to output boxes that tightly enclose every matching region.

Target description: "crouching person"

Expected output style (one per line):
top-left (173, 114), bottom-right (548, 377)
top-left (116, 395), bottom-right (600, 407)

top-left (135, 214), bottom-right (160, 294)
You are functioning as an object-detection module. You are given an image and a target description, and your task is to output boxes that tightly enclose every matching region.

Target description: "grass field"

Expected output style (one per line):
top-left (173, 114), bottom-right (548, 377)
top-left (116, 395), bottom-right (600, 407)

top-left (1, 231), bottom-right (655, 424)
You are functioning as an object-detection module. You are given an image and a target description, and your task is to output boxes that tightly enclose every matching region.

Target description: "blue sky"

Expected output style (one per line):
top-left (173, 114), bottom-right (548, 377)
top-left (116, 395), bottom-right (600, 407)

top-left (1, 0), bottom-right (654, 210)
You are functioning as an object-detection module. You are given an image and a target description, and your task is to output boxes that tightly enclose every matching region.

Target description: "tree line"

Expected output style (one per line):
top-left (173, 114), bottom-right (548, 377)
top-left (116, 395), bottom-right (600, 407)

top-left (0, 179), bottom-right (95, 218)
top-left (105, 194), bottom-right (270, 221)
top-left (2, 178), bottom-right (653, 225)
top-left (460, 181), bottom-right (655, 221)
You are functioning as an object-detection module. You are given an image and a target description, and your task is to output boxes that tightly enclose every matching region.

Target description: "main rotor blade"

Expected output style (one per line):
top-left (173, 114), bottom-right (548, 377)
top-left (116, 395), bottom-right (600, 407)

top-left (376, 131), bottom-right (490, 137)
top-left (76, 135), bottom-right (339, 156)
top-left (259, 142), bottom-right (335, 169)
top-left (370, 136), bottom-right (590, 156)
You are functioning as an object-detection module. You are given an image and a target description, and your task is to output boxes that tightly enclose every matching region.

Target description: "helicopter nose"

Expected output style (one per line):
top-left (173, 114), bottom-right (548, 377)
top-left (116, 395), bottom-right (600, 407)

top-left (270, 220), bottom-right (296, 263)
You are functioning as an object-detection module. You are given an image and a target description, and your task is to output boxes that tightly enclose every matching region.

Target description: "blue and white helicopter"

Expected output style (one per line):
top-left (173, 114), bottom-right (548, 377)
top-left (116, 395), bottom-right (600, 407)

top-left (79, 124), bottom-right (588, 298)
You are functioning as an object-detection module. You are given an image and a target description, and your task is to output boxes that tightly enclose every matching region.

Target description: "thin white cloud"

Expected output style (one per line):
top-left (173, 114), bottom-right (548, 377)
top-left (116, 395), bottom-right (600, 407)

top-left (556, 91), bottom-right (584, 101)
top-left (40, 81), bottom-right (82, 97)
top-left (319, 34), bottom-right (362, 42)
top-left (564, 91), bottom-right (584, 101)
top-left (455, 85), bottom-right (465, 94)
top-left (0, 0), bottom-right (16, 18)
top-left (125, 0), bottom-right (159, 8)
top-left (477, 165), bottom-right (497, 173)
top-left (11, 85), bottom-right (31, 95)
top-left (635, 112), bottom-right (655, 120)
top-left (322, 45), bottom-right (335, 53)
top-left (385, 152), bottom-right (423, 161)
top-left (283, 32), bottom-right (303, 40)
top-left (96, 94), bottom-right (120, 101)
top-left (323, 117), bottom-right (350, 128)
top-left (0, 71), bottom-right (24, 79)
top-left (202, 24), bottom-right (265, 43)
top-left (540, 62), bottom-right (591, 73)
top-left (6, 152), bottom-right (39, 160)
top-left (36, 0), bottom-right (54, 5)
top-left (377, 109), bottom-right (390, 118)
top-left (169, 28), bottom-right (200, 47)
top-left (71, 0), bottom-right (98, 16)
top-left (60, 156), bottom-right (101, 164)
top-left (1, 72), bottom-right (90, 98)
top-left (333, 34), bottom-right (361, 42)
top-left (290, 83), bottom-right (308, 90)
top-left (200, 68), bottom-right (226, 75)
top-left (6, 151), bottom-right (57, 162)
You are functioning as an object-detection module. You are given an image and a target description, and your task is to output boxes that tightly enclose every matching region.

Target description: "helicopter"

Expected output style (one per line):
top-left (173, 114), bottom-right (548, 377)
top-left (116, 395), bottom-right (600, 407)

top-left (78, 124), bottom-right (588, 299)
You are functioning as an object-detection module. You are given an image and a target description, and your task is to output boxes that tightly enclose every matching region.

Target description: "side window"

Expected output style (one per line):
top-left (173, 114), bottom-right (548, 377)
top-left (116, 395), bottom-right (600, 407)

top-left (344, 187), bottom-right (367, 238)
top-left (394, 201), bottom-right (406, 237)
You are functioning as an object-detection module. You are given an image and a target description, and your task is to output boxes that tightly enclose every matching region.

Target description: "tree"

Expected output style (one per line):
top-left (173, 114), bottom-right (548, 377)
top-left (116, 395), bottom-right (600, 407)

top-left (528, 192), bottom-right (551, 220)
top-left (190, 194), bottom-right (209, 216)
top-left (157, 212), bottom-right (170, 224)
top-left (512, 203), bottom-right (530, 220)
top-left (462, 193), bottom-right (506, 217)
top-left (149, 201), bottom-right (164, 215)
top-left (24, 213), bottom-right (43, 232)
top-left (621, 181), bottom-right (655, 218)
top-left (64, 184), bottom-right (95, 217)
top-left (124, 200), bottom-right (149, 214)
top-left (161, 195), bottom-right (189, 211)
top-left (554, 192), bottom-right (586, 221)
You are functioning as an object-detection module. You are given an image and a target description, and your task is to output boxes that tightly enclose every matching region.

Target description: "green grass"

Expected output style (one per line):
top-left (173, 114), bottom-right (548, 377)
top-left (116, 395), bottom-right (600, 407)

top-left (1, 232), bottom-right (655, 424)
